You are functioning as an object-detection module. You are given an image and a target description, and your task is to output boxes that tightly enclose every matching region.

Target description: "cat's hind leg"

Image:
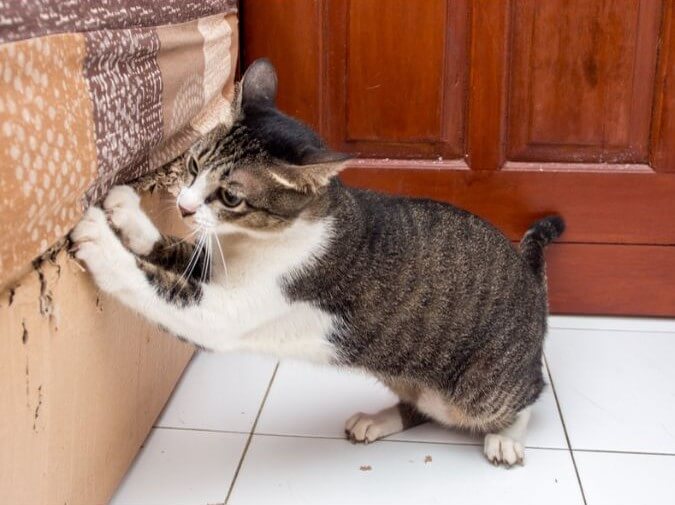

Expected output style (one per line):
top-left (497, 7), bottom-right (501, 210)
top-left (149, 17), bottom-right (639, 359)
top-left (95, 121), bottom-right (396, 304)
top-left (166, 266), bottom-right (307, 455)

top-left (414, 387), bottom-right (532, 467)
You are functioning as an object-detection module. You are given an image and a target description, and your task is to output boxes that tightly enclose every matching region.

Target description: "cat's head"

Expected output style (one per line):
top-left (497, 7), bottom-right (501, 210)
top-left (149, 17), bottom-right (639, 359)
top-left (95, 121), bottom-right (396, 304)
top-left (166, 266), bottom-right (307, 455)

top-left (176, 58), bottom-right (350, 236)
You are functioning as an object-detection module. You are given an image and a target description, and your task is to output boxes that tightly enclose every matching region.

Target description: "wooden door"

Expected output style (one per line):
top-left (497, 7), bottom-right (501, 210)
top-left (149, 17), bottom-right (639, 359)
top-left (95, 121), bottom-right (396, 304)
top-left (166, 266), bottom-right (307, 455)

top-left (241, 0), bottom-right (675, 316)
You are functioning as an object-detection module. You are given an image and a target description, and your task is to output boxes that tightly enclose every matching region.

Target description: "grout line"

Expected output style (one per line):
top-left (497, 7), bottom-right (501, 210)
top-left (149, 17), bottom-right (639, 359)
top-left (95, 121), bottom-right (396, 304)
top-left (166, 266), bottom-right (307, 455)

top-left (572, 447), bottom-right (675, 458)
top-left (253, 431), bottom-right (481, 446)
top-left (544, 354), bottom-right (588, 505)
top-left (153, 425), bottom-right (675, 457)
top-left (251, 430), bottom-right (569, 451)
top-left (224, 362), bottom-right (279, 505)
top-left (153, 426), bottom-right (250, 435)
top-left (547, 325), bottom-right (675, 335)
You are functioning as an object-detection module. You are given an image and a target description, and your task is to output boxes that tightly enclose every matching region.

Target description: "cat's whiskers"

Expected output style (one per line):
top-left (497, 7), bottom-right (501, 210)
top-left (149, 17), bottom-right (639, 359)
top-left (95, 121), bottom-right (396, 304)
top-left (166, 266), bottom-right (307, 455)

top-left (194, 221), bottom-right (227, 283)
top-left (200, 234), bottom-right (212, 285)
top-left (175, 231), bottom-right (207, 292)
top-left (164, 228), bottom-right (199, 249)
top-left (212, 232), bottom-right (228, 282)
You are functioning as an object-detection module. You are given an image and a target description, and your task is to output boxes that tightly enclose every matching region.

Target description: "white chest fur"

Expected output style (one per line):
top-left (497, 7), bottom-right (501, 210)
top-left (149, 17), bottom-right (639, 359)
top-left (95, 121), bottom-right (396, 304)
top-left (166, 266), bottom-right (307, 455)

top-left (72, 187), bottom-right (339, 364)
top-left (186, 218), bottom-right (339, 363)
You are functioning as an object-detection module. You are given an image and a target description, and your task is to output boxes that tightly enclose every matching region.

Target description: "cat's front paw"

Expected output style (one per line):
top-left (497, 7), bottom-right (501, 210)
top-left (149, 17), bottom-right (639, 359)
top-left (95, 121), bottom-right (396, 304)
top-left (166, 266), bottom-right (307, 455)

top-left (70, 206), bottom-right (137, 293)
top-left (345, 411), bottom-right (400, 444)
top-left (104, 185), bottom-right (160, 256)
top-left (483, 433), bottom-right (525, 467)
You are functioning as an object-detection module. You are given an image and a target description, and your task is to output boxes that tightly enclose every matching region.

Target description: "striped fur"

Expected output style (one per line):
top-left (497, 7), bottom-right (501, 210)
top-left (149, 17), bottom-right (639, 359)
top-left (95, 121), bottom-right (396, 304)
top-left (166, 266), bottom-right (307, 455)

top-left (71, 59), bottom-right (565, 467)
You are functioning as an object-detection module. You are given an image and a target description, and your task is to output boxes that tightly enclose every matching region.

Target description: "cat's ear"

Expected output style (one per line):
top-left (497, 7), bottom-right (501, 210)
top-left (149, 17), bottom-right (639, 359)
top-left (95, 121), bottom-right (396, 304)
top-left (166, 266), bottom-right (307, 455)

top-left (239, 58), bottom-right (278, 109)
top-left (270, 148), bottom-right (352, 193)
top-left (288, 148), bottom-right (352, 191)
top-left (299, 148), bottom-right (352, 187)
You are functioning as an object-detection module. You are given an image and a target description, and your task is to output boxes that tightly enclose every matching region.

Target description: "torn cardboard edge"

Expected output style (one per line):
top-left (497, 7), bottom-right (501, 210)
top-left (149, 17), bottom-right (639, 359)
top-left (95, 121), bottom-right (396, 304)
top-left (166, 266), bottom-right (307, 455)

top-left (1, 158), bottom-right (189, 297)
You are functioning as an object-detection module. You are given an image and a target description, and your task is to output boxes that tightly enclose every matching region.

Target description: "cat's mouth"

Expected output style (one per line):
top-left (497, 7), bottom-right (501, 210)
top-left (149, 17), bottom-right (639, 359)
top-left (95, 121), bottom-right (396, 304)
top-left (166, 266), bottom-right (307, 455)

top-left (191, 212), bottom-right (217, 230)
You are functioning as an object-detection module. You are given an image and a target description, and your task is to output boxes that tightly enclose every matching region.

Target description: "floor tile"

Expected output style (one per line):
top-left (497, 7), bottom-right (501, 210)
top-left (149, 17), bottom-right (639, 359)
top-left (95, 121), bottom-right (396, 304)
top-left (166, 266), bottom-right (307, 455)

top-left (546, 327), bottom-right (675, 453)
top-left (256, 360), bottom-right (567, 449)
top-left (255, 360), bottom-right (398, 438)
top-left (155, 351), bottom-right (277, 432)
top-left (575, 451), bottom-right (675, 505)
top-left (228, 435), bottom-right (584, 505)
top-left (110, 428), bottom-right (248, 505)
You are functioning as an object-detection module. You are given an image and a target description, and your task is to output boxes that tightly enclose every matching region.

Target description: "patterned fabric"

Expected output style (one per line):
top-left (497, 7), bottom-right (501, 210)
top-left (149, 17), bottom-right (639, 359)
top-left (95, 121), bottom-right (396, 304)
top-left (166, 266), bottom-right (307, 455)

top-left (0, 2), bottom-right (238, 287)
top-left (0, 0), bottom-right (238, 44)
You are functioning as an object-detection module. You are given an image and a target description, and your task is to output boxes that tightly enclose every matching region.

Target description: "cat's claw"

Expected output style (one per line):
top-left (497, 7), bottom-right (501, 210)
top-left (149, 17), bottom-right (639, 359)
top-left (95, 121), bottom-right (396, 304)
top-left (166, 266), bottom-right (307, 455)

top-left (104, 185), bottom-right (160, 256)
top-left (70, 206), bottom-right (136, 293)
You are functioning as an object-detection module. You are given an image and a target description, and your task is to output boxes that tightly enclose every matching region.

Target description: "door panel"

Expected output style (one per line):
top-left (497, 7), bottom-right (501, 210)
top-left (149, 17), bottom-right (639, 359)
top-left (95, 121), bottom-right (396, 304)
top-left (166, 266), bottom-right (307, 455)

top-left (346, 0), bottom-right (447, 142)
top-left (546, 243), bottom-right (675, 317)
top-left (325, 0), bottom-right (469, 158)
top-left (241, 0), bottom-right (675, 316)
top-left (508, 0), bottom-right (661, 164)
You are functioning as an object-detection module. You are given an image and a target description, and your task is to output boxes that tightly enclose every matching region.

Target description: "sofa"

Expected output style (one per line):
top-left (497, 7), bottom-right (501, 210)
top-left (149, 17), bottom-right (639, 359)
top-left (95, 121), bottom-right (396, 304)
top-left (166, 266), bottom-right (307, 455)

top-left (0, 2), bottom-right (239, 503)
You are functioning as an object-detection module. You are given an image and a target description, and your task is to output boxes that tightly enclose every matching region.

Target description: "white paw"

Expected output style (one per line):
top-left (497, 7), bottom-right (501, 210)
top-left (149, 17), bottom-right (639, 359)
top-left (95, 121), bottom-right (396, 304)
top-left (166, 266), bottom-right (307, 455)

top-left (104, 184), bottom-right (141, 209)
top-left (483, 434), bottom-right (525, 467)
top-left (70, 206), bottom-right (136, 293)
top-left (103, 185), bottom-right (160, 255)
top-left (345, 412), bottom-right (398, 444)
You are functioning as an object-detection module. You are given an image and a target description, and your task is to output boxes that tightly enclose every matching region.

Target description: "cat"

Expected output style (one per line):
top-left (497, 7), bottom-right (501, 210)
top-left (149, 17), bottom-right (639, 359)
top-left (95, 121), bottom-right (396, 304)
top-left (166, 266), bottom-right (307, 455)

top-left (70, 58), bottom-right (564, 467)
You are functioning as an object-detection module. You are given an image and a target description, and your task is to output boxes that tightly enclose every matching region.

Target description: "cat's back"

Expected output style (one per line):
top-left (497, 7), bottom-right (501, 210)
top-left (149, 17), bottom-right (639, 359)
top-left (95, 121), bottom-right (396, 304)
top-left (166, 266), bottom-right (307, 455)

top-left (287, 182), bottom-right (548, 371)
top-left (336, 184), bottom-right (532, 284)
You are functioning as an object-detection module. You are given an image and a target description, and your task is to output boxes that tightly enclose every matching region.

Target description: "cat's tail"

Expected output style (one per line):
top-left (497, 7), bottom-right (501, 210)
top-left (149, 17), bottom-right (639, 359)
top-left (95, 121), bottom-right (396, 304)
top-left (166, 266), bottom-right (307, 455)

top-left (520, 215), bottom-right (565, 280)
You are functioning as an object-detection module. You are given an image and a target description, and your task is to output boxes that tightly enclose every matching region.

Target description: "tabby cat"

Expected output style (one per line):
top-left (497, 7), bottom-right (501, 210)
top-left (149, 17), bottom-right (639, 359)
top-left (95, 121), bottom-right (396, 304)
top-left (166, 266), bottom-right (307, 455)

top-left (71, 59), bottom-right (565, 467)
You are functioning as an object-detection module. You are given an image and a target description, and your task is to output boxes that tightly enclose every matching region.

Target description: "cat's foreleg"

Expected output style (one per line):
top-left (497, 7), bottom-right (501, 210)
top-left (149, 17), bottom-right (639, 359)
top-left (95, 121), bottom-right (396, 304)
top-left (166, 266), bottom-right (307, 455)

top-left (71, 205), bottom-right (283, 351)
top-left (70, 206), bottom-right (207, 341)
top-left (103, 185), bottom-right (209, 278)
top-left (345, 403), bottom-right (427, 443)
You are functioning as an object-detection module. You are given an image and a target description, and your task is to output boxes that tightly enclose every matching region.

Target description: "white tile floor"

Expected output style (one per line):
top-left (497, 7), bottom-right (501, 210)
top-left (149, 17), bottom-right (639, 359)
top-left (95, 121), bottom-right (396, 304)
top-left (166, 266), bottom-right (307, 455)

top-left (110, 316), bottom-right (675, 505)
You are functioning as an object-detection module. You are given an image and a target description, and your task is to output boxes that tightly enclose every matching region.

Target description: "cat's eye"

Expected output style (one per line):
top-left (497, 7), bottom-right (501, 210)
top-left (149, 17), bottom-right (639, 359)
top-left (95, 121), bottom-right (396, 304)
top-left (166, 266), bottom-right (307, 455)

top-left (187, 156), bottom-right (199, 176)
top-left (220, 188), bottom-right (244, 208)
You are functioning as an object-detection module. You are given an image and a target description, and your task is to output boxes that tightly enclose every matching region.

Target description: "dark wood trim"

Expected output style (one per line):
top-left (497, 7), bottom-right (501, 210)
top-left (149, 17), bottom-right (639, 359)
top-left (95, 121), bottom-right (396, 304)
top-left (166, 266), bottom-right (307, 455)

top-left (503, 161), bottom-right (654, 174)
top-left (651, 0), bottom-right (675, 172)
top-left (341, 161), bottom-right (675, 245)
top-left (324, 0), bottom-right (348, 149)
top-left (240, 0), bottom-right (322, 130)
top-left (546, 243), bottom-right (675, 317)
top-left (440, 0), bottom-right (470, 156)
top-left (466, 0), bottom-right (511, 170)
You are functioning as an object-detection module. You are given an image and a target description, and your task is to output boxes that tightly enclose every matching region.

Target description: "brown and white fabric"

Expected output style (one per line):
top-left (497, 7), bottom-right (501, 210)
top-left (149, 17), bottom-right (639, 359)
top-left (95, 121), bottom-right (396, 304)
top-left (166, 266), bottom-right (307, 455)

top-left (0, 0), bottom-right (238, 287)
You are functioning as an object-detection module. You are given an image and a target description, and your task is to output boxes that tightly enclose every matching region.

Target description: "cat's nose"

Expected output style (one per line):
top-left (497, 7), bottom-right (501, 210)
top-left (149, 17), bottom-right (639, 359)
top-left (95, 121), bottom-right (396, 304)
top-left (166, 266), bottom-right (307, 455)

top-left (178, 204), bottom-right (196, 218)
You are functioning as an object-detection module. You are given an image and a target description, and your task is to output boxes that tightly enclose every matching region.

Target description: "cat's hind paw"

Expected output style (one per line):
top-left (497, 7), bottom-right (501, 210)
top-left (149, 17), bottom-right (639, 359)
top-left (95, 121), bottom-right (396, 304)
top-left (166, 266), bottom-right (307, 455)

top-left (104, 185), bottom-right (161, 256)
